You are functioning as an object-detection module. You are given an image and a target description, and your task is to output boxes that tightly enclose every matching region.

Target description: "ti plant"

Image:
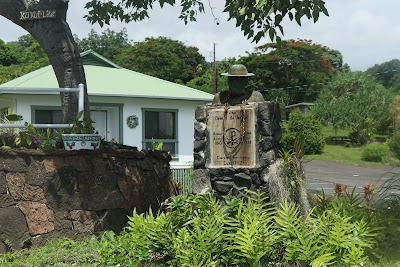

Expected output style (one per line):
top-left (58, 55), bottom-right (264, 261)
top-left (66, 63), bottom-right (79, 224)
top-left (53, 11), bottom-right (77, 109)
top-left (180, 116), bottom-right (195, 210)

top-left (70, 110), bottom-right (95, 134)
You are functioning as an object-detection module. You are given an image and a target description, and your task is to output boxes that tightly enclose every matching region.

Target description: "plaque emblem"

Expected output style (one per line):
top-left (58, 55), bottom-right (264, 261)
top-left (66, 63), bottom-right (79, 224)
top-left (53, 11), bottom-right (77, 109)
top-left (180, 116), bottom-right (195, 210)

top-left (223, 128), bottom-right (242, 148)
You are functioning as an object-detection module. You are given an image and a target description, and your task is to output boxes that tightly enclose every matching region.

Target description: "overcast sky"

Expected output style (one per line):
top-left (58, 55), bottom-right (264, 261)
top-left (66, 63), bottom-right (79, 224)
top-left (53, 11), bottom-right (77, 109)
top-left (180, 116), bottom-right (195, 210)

top-left (0, 0), bottom-right (399, 71)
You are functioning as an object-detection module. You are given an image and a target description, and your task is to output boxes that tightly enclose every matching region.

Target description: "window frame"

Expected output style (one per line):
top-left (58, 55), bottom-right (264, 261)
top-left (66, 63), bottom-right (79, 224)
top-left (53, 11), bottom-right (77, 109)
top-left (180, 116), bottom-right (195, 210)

top-left (141, 108), bottom-right (179, 159)
top-left (31, 105), bottom-right (63, 124)
top-left (31, 104), bottom-right (124, 143)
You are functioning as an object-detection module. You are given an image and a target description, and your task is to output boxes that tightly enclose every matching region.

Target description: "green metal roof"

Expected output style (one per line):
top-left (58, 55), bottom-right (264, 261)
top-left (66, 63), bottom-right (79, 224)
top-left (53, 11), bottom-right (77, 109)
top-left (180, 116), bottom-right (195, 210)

top-left (0, 51), bottom-right (213, 102)
top-left (80, 50), bottom-right (122, 68)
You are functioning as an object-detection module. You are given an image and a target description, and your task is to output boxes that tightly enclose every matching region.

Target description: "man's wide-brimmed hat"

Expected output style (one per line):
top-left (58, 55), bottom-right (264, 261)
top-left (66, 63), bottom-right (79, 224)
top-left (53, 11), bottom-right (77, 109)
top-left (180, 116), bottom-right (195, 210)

top-left (221, 64), bottom-right (255, 77)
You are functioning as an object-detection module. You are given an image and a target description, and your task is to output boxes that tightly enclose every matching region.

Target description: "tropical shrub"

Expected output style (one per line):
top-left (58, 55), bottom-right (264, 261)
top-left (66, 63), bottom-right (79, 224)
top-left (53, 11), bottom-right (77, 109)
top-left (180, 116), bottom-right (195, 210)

top-left (97, 191), bottom-right (380, 267)
top-left (362, 143), bottom-right (389, 162)
top-left (388, 132), bottom-right (400, 158)
top-left (276, 201), bottom-right (377, 266)
top-left (282, 109), bottom-right (325, 154)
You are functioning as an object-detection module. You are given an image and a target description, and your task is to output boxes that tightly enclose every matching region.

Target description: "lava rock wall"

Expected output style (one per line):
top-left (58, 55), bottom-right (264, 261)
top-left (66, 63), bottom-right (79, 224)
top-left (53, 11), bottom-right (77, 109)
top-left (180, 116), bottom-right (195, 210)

top-left (193, 102), bottom-right (282, 197)
top-left (0, 147), bottom-right (175, 252)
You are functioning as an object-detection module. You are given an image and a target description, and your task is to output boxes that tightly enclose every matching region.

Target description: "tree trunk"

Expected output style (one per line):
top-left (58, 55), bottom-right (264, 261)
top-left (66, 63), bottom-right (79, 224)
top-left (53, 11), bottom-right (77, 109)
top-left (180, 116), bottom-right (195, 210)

top-left (0, 0), bottom-right (89, 122)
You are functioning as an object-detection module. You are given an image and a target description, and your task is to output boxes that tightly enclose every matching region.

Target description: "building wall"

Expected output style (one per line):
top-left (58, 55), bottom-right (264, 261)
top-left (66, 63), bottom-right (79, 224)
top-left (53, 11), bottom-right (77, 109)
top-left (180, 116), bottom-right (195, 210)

top-left (2, 94), bottom-right (208, 167)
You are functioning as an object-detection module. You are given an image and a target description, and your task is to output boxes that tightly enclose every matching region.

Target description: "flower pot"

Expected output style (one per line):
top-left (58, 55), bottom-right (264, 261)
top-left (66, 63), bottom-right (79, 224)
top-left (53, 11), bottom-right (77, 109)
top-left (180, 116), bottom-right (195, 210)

top-left (62, 134), bottom-right (101, 150)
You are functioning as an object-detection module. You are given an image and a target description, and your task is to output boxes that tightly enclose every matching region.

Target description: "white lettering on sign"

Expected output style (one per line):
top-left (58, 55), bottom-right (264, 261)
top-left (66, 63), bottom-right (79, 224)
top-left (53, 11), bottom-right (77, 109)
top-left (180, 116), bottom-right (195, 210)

top-left (20, 10), bottom-right (56, 20)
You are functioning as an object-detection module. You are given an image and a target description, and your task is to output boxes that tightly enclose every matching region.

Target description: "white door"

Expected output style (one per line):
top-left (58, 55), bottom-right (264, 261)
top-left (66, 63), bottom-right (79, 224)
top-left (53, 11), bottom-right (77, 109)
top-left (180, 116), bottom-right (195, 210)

top-left (91, 111), bottom-right (107, 139)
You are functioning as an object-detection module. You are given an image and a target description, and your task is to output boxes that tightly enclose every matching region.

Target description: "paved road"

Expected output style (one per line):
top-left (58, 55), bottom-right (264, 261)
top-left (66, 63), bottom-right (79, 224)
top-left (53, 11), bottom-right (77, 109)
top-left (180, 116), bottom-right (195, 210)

top-left (303, 160), bottom-right (400, 196)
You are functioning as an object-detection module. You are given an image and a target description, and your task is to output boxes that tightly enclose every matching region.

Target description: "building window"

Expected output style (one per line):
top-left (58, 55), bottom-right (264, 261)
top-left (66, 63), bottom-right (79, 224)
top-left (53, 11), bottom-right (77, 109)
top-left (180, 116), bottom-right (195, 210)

top-left (34, 109), bottom-right (63, 124)
top-left (142, 109), bottom-right (178, 157)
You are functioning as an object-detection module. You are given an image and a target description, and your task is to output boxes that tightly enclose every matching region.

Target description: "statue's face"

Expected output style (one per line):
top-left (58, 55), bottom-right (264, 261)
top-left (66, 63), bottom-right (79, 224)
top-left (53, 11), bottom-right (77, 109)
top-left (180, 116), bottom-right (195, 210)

top-left (227, 77), bottom-right (249, 95)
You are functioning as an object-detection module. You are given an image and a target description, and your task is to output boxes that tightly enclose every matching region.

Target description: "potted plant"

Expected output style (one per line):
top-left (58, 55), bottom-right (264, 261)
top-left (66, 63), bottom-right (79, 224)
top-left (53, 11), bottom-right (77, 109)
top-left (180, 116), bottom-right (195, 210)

top-left (62, 111), bottom-right (102, 150)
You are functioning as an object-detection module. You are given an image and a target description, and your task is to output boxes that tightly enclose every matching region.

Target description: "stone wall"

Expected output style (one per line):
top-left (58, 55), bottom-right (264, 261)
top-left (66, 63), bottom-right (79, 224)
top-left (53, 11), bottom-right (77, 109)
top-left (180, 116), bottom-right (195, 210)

top-left (0, 147), bottom-right (175, 252)
top-left (193, 102), bottom-right (282, 197)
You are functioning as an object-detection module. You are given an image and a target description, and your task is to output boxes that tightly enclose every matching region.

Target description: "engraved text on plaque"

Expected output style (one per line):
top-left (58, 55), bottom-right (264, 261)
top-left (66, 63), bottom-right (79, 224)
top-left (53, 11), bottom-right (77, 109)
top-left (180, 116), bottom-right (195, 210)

top-left (207, 106), bottom-right (256, 168)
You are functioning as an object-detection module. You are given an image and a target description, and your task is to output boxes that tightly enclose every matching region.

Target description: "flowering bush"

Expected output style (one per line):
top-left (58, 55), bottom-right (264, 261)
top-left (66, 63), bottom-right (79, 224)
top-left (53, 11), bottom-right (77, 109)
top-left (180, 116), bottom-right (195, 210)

top-left (0, 124), bottom-right (59, 150)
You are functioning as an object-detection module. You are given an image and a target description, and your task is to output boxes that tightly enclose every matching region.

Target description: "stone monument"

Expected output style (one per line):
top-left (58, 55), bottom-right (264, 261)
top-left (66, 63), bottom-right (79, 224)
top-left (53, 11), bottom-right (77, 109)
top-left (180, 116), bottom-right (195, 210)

top-left (193, 64), bottom-right (282, 197)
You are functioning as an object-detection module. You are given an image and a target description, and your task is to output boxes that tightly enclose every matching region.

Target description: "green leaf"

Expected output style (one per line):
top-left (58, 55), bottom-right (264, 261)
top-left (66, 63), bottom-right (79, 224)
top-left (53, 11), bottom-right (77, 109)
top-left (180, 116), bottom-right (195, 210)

top-left (274, 14), bottom-right (283, 25)
top-left (295, 9), bottom-right (305, 26)
top-left (288, 11), bottom-right (294, 21)
top-left (268, 28), bottom-right (276, 41)
top-left (312, 7), bottom-right (320, 23)
top-left (277, 25), bottom-right (284, 35)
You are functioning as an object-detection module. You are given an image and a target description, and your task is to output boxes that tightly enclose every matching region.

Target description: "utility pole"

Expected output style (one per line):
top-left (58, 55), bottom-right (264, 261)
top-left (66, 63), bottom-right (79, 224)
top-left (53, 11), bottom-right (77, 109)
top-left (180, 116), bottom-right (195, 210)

top-left (213, 43), bottom-right (217, 95)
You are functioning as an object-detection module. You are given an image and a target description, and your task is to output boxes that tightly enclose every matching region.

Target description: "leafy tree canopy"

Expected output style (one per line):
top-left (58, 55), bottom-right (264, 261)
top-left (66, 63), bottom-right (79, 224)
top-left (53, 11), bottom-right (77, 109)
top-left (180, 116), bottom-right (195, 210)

top-left (0, 35), bottom-right (48, 84)
top-left (186, 57), bottom-right (238, 93)
top-left (366, 59), bottom-right (400, 89)
top-left (313, 71), bottom-right (394, 142)
top-left (115, 36), bottom-right (206, 84)
top-left (389, 73), bottom-right (400, 92)
top-left (84, 0), bottom-right (329, 43)
top-left (75, 28), bottom-right (131, 62)
top-left (9, 35), bottom-right (49, 72)
top-left (0, 39), bottom-right (18, 66)
top-left (239, 39), bottom-right (343, 105)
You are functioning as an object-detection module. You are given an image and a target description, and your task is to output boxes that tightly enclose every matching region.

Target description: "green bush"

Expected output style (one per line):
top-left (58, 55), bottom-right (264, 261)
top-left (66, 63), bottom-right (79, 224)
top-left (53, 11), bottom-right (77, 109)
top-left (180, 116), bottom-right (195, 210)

top-left (388, 132), bottom-right (400, 159)
top-left (282, 109), bottom-right (325, 154)
top-left (362, 143), bottom-right (389, 162)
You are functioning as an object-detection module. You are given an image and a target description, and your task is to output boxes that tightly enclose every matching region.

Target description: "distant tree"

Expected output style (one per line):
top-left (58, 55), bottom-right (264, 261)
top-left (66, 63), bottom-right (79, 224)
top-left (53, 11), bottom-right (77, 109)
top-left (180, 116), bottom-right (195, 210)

top-left (239, 39), bottom-right (343, 105)
top-left (116, 37), bottom-right (206, 83)
top-left (0, 39), bottom-right (18, 66)
top-left (186, 58), bottom-right (239, 93)
top-left (366, 59), bottom-right (400, 88)
top-left (0, 65), bottom-right (23, 84)
top-left (8, 34), bottom-right (49, 72)
top-left (389, 73), bottom-right (400, 92)
top-left (75, 28), bottom-right (130, 62)
top-left (0, 35), bottom-right (49, 84)
top-left (313, 72), bottom-right (394, 144)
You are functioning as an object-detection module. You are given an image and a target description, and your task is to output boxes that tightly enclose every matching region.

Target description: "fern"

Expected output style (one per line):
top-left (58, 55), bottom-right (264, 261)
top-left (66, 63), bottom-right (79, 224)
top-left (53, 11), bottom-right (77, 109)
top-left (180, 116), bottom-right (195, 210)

top-left (275, 201), bottom-right (301, 241)
top-left (310, 253), bottom-right (336, 267)
top-left (225, 191), bottom-right (277, 266)
top-left (97, 191), bottom-right (381, 266)
top-left (172, 201), bottom-right (227, 266)
top-left (227, 213), bottom-right (277, 266)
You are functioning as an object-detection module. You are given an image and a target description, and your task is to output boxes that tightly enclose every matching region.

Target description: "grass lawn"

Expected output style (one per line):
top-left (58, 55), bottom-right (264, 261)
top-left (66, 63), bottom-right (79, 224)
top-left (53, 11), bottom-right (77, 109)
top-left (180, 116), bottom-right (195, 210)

top-left (0, 237), bottom-right (100, 267)
top-left (307, 144), bottom-right (368, 165)
top-left (307, 127), bottom-right (400, 166)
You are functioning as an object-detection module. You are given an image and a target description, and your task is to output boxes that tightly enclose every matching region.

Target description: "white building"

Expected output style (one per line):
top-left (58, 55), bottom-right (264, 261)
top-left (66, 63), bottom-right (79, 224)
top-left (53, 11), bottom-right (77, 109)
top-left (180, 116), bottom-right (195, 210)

top-left (0, 50), bottom-right (213, 169)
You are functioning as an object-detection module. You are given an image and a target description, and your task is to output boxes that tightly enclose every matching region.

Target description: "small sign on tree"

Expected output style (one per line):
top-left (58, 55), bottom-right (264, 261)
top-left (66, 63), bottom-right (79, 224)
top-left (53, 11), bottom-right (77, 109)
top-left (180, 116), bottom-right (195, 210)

top-left (20, 10), bottom-right (56, 20)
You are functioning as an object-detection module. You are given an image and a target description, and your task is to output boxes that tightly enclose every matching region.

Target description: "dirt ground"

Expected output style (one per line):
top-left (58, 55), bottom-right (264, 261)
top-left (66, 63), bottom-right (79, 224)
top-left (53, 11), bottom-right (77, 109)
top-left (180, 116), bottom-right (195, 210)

top-left (302, 159), bottom-right (400, 196)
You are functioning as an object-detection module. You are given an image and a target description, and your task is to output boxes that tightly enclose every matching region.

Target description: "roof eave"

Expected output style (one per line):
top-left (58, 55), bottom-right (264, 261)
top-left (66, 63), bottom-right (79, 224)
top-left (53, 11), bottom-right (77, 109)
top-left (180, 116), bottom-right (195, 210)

top-left (89, 93), bottom-right (213, 101)
top-left (0, 91), bottom-right (213, 101)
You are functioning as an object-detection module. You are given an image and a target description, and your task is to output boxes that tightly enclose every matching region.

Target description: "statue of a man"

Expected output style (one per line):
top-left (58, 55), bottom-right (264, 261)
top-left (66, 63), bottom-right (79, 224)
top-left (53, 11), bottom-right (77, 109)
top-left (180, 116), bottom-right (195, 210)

top-left (212, 64), bottom-right (264, 105)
